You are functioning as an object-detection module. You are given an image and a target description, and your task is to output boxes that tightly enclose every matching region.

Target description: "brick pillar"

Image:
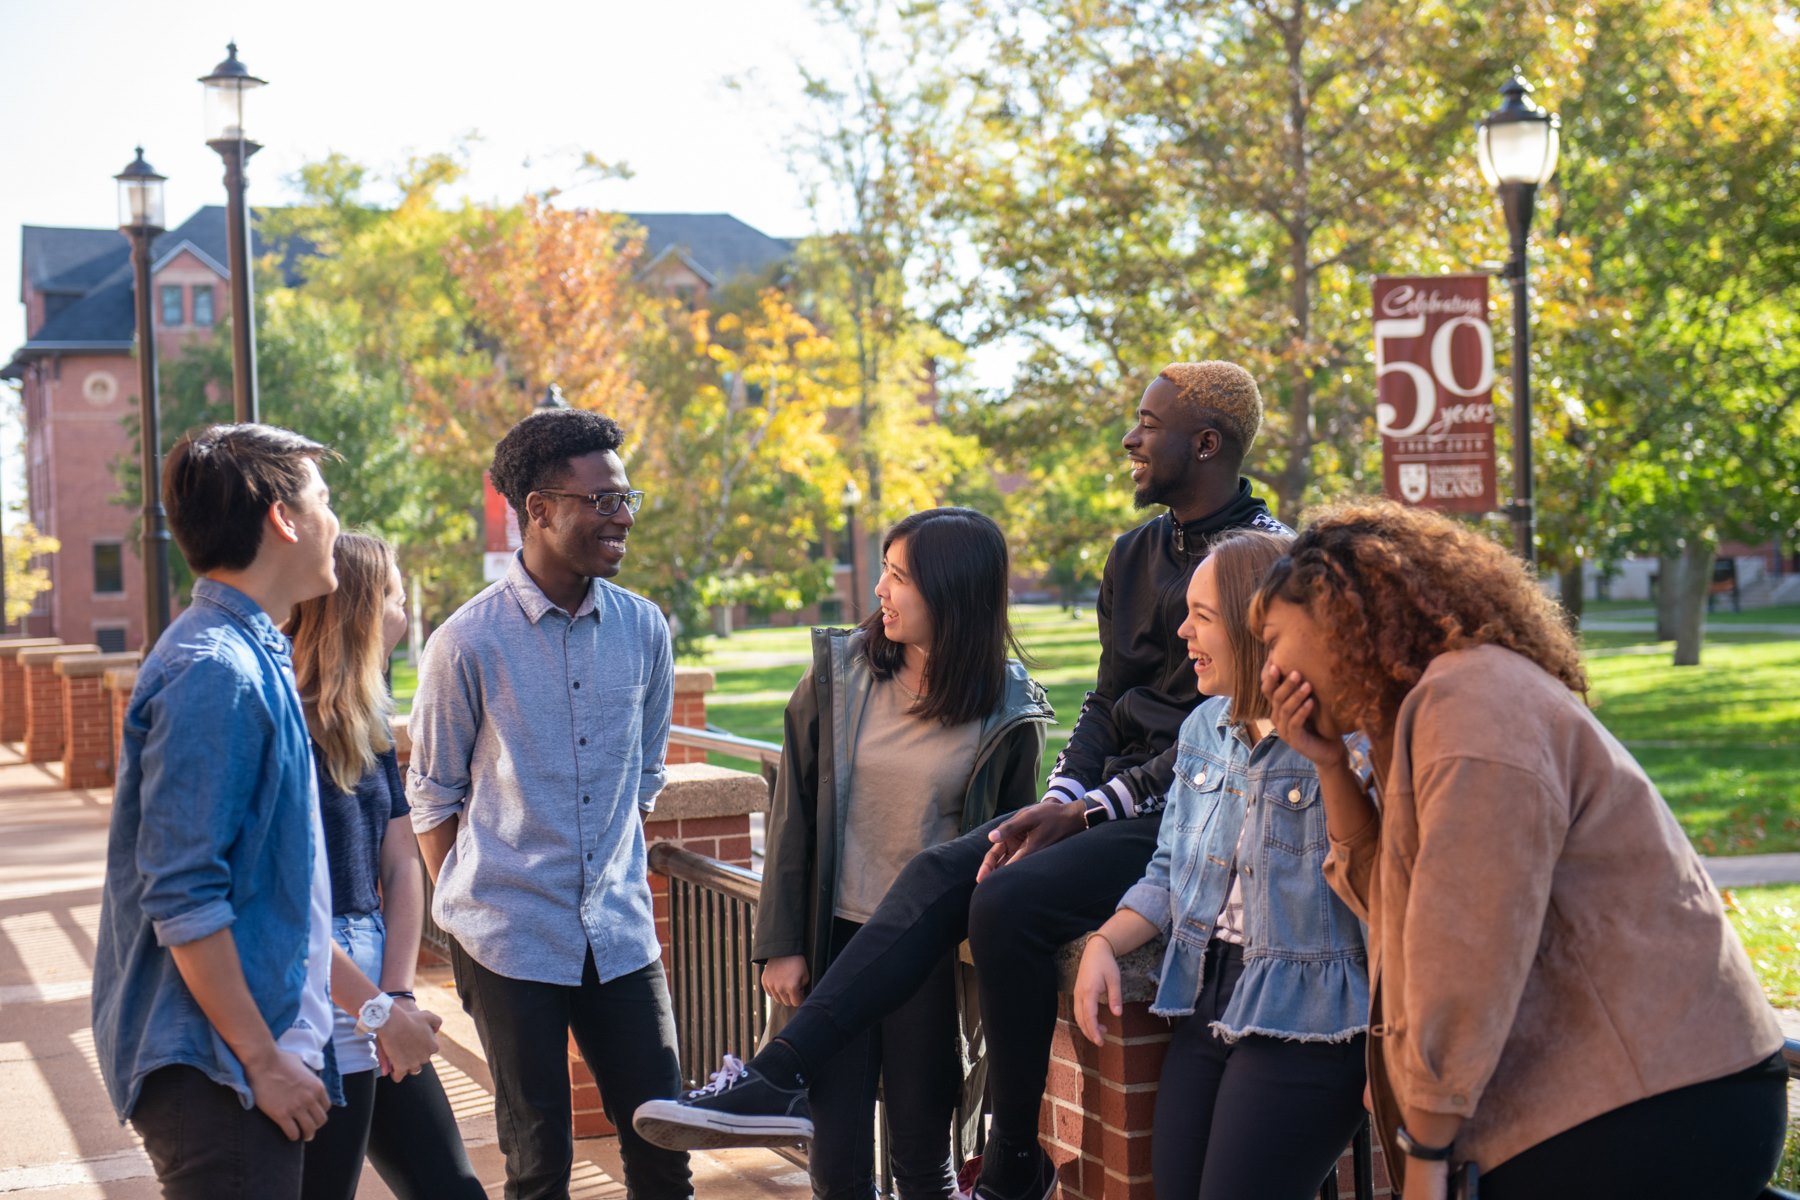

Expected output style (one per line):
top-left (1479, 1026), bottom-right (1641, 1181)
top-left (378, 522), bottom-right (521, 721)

top-left (106, 667), bottom-right (139, 775)
top-left (0, 638), bottom-right (62, 743)
top-left (667, 666), bottom-right (714, 765)
top-left (1043, 938), bottom-right (1393, 1199)
top-left (57, 653), bottom-right (141, 789)
top-left (20, 645), bottom-right (99, 765)
top-left (574, 761), bottom-right (768, 1142)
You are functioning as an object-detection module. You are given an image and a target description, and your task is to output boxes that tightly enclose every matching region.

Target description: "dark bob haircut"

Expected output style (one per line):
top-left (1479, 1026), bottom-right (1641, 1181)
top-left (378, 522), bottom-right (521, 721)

top-left (858, 507), bottom-right (1027, 726)
top-left (163, 423), bottom-right (334, 574)
top-left (490, 408), bottom-right (626, 534)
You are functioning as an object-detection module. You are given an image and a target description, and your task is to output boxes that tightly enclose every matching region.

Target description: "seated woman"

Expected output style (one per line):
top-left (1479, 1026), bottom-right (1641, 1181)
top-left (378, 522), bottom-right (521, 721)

top-left (647, 507), bottom-right (1052, 1199)
top-left (1256, 501), bottom-right (1786, 1200)
top-left (1073, 530), bottom-right (1369, 1200)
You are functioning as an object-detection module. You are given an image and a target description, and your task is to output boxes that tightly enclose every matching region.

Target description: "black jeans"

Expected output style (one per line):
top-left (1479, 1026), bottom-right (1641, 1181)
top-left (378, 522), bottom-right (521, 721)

top-left (452, 941), bottom-right (692, 1200)
top-left (1151, 941), bottom-right (1368, 1200)
top-left (131, 1064), bottom-right (305, 1199)
top-left (300, 1063), bottom-right (485, 1200)
top-left (808, 917), bottom-right (961, 1200)
top-left (778, 813), bottom-right (1162, 1146)
top-left (1480, 1049), bottom-right (1789, 1200)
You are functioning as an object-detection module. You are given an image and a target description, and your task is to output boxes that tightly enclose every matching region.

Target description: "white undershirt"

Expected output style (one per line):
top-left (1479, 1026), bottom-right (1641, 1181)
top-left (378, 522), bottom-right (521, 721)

top-left (275, 779), bottom-right (335, 1070)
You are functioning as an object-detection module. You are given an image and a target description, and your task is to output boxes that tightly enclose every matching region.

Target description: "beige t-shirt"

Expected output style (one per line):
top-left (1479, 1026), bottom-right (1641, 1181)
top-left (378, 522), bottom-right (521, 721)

top-left (835, 676), bottom-right (982, 923)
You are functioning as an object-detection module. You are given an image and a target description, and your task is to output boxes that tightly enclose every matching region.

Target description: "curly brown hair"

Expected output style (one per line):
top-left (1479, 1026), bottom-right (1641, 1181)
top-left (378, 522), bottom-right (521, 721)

top-left (1252, 500), bottom-right (1586, 735)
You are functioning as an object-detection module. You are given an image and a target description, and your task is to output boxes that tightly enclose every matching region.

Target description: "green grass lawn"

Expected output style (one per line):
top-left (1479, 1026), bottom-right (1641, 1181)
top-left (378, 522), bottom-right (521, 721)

top-left (1722, 884), bottom-right (1800, 1008)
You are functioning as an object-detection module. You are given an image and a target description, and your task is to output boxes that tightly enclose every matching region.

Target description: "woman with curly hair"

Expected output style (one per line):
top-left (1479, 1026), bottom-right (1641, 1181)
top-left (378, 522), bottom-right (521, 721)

top-left (1253, 500), bottom-right (1785, 1200)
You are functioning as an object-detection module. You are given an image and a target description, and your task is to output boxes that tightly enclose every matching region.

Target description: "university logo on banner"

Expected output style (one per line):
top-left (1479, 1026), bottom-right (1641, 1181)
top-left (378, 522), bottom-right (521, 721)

top-left (1374, 275), bottom-right (1498, 513)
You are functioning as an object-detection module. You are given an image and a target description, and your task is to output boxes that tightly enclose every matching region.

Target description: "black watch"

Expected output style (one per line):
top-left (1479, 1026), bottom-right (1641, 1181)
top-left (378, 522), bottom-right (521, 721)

top-left (1394, 1124), bottom-right (1454, 1161)
top-left (385, 990), bottom-right (416, 1001)
top-left (1082, 804), bottom-right (1113, 829)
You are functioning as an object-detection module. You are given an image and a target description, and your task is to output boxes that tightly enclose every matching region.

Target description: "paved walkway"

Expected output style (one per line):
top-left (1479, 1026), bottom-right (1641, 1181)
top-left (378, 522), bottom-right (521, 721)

top-left (0, 745), bottom-right (806, 1198)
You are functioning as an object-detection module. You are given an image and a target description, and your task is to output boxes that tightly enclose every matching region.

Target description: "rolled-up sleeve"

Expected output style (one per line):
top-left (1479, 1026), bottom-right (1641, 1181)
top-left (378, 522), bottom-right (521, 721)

top-left (637, 615), bottom-right (673, 812)
top-left (407, 634), bottom-right (477, 833)
top-left (135, 659), bottom-right (272, 947)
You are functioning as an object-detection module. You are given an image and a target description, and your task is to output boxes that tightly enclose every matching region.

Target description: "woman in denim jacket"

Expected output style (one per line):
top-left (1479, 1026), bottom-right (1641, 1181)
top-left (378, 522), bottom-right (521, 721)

top-left (1073, 530), bottom-right (1369, 1200)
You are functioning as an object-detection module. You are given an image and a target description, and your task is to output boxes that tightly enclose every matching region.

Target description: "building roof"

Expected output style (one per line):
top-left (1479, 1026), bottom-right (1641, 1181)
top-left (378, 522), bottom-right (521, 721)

top-left (6, 207), bottom-right (311, 378)
top-left (626, 213), bottom-right (792, 287)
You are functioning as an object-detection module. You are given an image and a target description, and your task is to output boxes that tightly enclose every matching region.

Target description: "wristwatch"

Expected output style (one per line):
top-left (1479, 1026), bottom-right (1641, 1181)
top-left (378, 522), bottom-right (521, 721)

top-left (1394, 1124), bottom-right (1454, 1161)
top-left (356, 991), bottom-right (396, 1035)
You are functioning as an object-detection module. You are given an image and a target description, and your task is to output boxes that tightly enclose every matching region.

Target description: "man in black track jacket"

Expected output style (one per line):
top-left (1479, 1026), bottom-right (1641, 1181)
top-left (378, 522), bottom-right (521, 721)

top-left (634, 362), bottom-right (1289, 1200)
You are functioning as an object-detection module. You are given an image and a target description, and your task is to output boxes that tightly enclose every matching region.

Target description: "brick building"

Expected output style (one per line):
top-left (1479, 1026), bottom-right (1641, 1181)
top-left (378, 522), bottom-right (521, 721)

top-left (4, 209), bottom-right (795, 651)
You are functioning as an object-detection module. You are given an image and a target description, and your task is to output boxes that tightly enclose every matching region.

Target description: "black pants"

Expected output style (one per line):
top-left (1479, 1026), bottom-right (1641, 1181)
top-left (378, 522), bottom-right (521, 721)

top-left (808, 917), bottom-right (961, 1200)
top-left (1480, 1049), bottom-right (1789, 1200)
top-left (452, 941), bottom-right (692, 1200)
top-left (779, 813), bottom-right (1162, 1146)
top-left (131, 1064), bottom-right (305, 1199)
top-left (300, 1063), bottom-right (485, 1200)
top-left (1151, 941), bottom-right (1368, 1200)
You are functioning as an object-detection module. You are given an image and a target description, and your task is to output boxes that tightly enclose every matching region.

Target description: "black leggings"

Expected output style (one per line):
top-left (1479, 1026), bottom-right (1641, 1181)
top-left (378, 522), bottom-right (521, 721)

top-left (807, 918), bottom-right (961, 1200)
top-left (1151, 941), bottom-right (1369, 1200)
top-left (301, 1063), bottom-right (484, 1200)
top-left (1480, 1049), bottom-right (1789, 1200)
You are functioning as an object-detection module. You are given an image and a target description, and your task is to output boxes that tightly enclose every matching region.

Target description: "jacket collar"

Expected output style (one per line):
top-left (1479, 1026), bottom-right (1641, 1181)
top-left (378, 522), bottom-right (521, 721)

top-left (505, 551), bottom-right (599, 624)
top-left (191, 578), bottom-right (292, 659)
top-left (1168, 478), bottom-right (1287, 556)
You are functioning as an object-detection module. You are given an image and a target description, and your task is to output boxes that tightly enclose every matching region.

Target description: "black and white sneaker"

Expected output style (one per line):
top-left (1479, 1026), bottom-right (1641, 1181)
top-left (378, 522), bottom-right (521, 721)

top-left (972, 1140), bottom-right (1058, 1200)
top-left (632, 1054), bottom-right (813, 1150)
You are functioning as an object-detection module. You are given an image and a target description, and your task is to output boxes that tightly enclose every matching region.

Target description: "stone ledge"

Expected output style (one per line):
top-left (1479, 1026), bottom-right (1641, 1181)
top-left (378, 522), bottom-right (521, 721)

top-left (55, 652), bottom-right (142, 679)
top-left (104, 668), bottom-right (139, 693)
top-left (650, 762), bottom-right (768, 821)
top-left (1054, 935), bottom-right (1166, 1006)
top-left (19, 644), bottom-right (100, 668)
top-left (673, 666), bottom-right (715, 695)
top-left (0, 638), bottom-right (62, 660)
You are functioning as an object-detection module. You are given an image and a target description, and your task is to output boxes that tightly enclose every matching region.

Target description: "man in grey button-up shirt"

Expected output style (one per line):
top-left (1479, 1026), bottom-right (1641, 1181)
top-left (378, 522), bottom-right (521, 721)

top-left (410, 409), bottom-right (691, 1199)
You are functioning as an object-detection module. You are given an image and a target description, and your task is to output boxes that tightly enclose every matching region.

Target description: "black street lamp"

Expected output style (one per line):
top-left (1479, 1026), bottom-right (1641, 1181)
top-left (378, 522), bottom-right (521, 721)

top-left (200, 41), bottom-right (267, 425)
top-left (1477, 76), bottom-right (1561, 569)
top-left (841, 478), bottom-right (863, 621)
top-left (116, 148), bottom-right (175, 648)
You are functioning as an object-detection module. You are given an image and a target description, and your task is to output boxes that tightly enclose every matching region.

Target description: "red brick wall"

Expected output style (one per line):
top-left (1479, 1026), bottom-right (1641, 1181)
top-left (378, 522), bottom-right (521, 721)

top-left (61, 673), bottom-right (115, 788)
top-left (668, 690), bottom-right (708, 765)
top-left (23, 660), bottom-right (70, 763)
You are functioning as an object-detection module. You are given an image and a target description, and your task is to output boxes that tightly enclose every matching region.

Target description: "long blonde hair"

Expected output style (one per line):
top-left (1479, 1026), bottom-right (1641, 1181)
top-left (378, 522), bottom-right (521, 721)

top-left (285, 532), bottom-right (396, 792)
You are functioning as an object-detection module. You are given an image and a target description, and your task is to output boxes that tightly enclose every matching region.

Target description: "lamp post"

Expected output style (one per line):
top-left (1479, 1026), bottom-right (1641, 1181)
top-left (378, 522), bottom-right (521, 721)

top-left (841, 478), bottom-right (864, 621)
top-left (1476, 76), bottom-right (1561, 569)
top-left (200, 42), bottom-right (267, 425)
top-left (116, 148), bottom-right (174, 648)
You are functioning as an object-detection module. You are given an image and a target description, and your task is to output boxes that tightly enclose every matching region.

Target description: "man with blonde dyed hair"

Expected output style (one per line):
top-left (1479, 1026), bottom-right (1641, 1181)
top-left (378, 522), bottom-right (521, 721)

top-left (637, 362), bottom-right (1287, 1200)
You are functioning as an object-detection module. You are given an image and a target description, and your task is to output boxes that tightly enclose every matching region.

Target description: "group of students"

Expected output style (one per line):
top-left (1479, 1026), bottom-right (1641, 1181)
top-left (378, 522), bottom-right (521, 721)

top-left (88, 356), bottom-right (1785, 1200)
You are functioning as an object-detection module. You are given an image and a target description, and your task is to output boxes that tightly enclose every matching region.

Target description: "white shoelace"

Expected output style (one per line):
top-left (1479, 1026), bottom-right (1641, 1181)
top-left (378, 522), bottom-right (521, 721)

top-left (691, 1053), bottom-right (748, 1098)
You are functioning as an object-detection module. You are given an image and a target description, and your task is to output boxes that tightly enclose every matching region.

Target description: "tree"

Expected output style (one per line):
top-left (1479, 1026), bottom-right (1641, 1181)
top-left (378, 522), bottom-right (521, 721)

top-left (3, 521), bottom-right (58, 628)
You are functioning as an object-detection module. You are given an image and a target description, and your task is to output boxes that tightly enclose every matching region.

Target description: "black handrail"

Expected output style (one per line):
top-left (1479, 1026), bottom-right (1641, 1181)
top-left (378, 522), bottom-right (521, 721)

top-left (648, 842), bottom-right (762, 904)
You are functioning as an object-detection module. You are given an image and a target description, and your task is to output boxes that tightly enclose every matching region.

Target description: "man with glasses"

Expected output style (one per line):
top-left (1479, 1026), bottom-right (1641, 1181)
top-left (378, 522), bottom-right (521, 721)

top-left (409, 408), bottom-right (690, 1199)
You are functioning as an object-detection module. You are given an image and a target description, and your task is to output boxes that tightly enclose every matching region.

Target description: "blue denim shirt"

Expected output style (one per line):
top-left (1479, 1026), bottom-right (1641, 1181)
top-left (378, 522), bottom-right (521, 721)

top-left (1119, 696), bottom-right (1370, 1042)
top-left (407, 553), bottom-right (673, 986)
top-left (91, 579), bottom-right (342, 1119)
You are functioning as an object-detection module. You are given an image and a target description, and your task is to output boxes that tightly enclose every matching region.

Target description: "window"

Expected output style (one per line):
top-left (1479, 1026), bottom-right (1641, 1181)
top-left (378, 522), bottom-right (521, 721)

top-left (93, 543), bottom-right (124, 595)
top-left (95, 627), bottom-right (128, 654)
top-left (159, 285), bottom-right (183, 327)
top-left (192, 285), bottom-right (215, 327)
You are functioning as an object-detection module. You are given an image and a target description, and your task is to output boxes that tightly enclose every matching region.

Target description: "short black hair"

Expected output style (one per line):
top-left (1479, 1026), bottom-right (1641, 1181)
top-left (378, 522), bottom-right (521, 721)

top-left (163, 424), bottom-right (333, 573)
top-left (489, 409), bottom-right (626, 534)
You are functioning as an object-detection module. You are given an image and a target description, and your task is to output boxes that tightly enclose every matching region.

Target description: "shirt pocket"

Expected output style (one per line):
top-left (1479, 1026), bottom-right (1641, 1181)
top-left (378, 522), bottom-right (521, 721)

top-left (1259, 770), bottom-right (1325, 855)
top-left (599, 684), bottom-right (648, 760)
top-left (1168, 752), bottom-right (1230, 902)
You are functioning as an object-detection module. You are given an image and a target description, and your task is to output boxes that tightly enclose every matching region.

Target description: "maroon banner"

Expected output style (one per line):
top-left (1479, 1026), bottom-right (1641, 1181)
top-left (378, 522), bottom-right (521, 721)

top-left (1374, 275), bottom-right (1497, 512)
top-left (483, 471), bottom-right (521, 581)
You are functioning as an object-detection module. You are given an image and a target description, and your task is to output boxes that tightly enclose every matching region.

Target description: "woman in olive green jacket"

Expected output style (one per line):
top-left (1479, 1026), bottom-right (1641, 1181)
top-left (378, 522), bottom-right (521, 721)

top-left (753, 507), bottom-right (1052, 1200)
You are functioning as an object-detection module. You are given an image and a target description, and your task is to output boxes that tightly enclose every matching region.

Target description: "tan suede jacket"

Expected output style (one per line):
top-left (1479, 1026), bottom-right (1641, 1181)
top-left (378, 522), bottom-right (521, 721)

top-left (1324, 644), bottom-right (1781, 1172)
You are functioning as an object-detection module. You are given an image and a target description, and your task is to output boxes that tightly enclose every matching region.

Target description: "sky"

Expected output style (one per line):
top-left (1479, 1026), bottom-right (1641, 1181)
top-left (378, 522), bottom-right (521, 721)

top-left (0, 0), bottom-right (846, 512)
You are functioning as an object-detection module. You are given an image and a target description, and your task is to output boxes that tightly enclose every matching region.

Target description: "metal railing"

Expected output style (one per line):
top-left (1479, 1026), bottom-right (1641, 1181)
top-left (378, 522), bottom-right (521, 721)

top-left (668, 724), bottom-right (783, 769)
top-left (649, 842), bottom-right (770, 1092)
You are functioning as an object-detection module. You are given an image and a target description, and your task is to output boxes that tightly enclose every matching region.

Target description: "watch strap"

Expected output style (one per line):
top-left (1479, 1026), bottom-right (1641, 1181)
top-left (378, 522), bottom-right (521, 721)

top-left (1395, 1124), bottom-right (1455, 1161)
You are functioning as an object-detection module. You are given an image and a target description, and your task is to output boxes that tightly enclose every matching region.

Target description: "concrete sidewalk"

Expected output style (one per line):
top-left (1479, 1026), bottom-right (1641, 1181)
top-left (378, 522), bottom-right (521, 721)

top-left (0, 745), bottom-right (806, 1198)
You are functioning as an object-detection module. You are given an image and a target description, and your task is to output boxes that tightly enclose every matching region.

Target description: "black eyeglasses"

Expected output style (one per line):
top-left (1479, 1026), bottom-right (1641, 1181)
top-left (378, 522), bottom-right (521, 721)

top-left (536, 489), bottom-right (645, 516)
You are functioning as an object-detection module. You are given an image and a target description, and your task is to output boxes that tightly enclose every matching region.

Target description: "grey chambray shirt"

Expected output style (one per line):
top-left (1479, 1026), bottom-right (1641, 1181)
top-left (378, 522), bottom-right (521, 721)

top-left (407, 551), bottom-right (673, 985)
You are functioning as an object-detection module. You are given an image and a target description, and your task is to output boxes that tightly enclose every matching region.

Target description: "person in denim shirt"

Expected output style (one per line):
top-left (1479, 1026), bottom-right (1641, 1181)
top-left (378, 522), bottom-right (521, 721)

top-left (91, 425), bottom-right (439, 1200)
top-left (1074, 531), bottom-right (1368, 1200)
top-left (410, 409), bottom-right (691, 1200)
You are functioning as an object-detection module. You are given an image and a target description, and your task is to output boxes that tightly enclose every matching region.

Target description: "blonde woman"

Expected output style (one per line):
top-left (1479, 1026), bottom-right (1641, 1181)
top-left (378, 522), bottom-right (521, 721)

top-left (287, 534), bottom-right (482, 1200)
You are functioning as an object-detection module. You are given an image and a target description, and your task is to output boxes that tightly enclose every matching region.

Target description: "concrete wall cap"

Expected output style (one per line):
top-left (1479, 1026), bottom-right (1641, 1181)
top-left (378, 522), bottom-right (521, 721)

top-left (18, 644), bottom-right (102, 667)
top-left (650, 761), bottom-right (768, 821)
top-left (55, 652), bottom-right (143, 678)
top-left (103, 668), bottom-right (140, 693)
top-left (672, 666), bottom-right (716, 694)
top-left (1052, 935), bottom-right (1166, 1005)
top-left (0, 638), bottom-right (65, 660)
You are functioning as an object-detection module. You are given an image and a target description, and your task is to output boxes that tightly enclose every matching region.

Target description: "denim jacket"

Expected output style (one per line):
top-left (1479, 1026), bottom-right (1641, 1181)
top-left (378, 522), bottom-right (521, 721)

top-left (92, 579), bottom-right (342, 1119)
top-left (1118, 696), bottom-right (1369, 1042)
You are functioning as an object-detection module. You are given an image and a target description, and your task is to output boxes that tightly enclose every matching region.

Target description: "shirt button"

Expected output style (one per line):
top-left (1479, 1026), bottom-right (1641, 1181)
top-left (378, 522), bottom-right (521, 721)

top-left (583, 795), bottom-right (591, 804)
top-left (1451, 1093), bottom-right (1467, 1107)
top-left (579, 737), bottom-right (588, 746)
top-left (1289, 788), bottom-right (1302, 804)
top-left (1196, 772), bottom-right (1206, 783)
top-left (586, 852), bottom-right (593, 862)
top-left (573, 681), bottom-right (581, 689)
